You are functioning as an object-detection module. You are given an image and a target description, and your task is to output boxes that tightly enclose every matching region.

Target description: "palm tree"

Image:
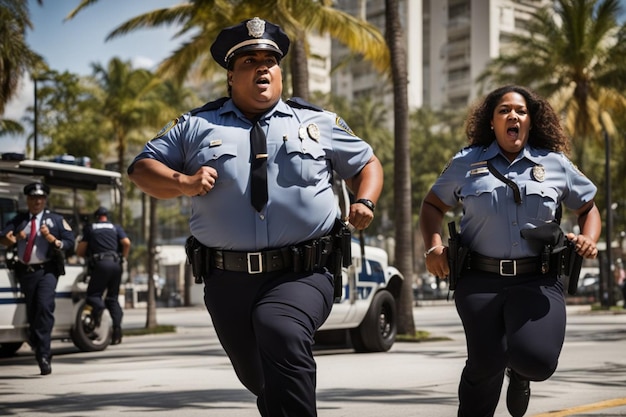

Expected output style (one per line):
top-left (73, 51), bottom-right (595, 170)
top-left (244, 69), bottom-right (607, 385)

top-left (90, 58), bottom-right (165, 225)
top-left (65, 0), bottom-right (390, 100)
top-left (384, 0), bottom-right (414, 336)
top-left (477, 0), bottom-right (626, 168)
top-left (0, 119), bottom-right (24, 137)
top-left (0, 0), bottom-right (43, 114)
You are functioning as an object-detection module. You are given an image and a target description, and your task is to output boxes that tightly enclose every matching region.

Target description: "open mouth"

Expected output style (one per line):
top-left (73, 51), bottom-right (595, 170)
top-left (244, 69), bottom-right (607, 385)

top-left (507, 126), bottom-right (519, 136)
top-left (256, 77), bottom-right (270, 85)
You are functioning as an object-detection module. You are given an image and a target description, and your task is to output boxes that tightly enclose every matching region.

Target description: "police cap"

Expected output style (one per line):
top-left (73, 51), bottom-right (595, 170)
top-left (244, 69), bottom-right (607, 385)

top-left (94, 206), bottom-right (109, 217)
top-left (23, 182), bottom-right (49, 196)
top-left (210, 17), bottom-right (290, 69)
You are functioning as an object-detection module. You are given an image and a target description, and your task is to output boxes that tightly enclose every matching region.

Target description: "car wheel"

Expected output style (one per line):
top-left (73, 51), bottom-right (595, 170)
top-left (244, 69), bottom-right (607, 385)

top-left (70, 299), bottom-right (111, 352)
top-left (350, 291), bottom-right (397, 352)
top-left (0, 342), bottom-right (23, 357)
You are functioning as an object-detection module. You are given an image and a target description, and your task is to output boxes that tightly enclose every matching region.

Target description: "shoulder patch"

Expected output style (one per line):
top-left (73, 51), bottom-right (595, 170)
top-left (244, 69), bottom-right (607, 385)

top-left (335, 117), bottom-right (356, 137)
top-left (153, 118), bottom-right (179, 140)
top-left (190, 97), bottom-right (230, 115)
top-left (62, 219), bottom-right (72, 231)
top-left (286, 97), bottom-right (323, 112)
top-left (441, 158), bottom-right (453, 175)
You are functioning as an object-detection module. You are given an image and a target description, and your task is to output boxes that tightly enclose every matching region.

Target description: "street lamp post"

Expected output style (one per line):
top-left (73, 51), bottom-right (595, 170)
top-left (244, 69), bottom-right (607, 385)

top-left (33, 76), bottom-right (39, 160)
top-left (603, 130), bottom-right (614, 308)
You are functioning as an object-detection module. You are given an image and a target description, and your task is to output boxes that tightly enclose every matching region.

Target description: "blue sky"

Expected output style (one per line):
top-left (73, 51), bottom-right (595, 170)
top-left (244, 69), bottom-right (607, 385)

top-left (3, 0), bottom-right (183, 152)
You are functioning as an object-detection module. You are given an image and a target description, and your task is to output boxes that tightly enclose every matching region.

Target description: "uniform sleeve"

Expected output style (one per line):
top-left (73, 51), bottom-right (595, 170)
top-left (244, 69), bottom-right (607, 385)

top-left (115, 224), bottom-right (128, 240)
top-left (431, 151), bottom-right (468, 208)
top-left (128, 114), bottom-right (190, 174)
top-left (328, 114), bottom-right (374, 179)
top-left (561, 155), bottom-right (597, 210)
top-left (55, 216), bottom-right (76, 249)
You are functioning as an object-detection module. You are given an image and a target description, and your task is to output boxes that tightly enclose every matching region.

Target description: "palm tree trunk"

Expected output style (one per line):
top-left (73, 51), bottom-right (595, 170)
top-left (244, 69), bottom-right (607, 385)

top-left (116, 129), bottom-right (126, 226)
top-left (385, 0), bottom-right (415, 335)
top-left (289, 34), bottom-right (310, 100)
top-left (145, 196), bottom-right (158, 329)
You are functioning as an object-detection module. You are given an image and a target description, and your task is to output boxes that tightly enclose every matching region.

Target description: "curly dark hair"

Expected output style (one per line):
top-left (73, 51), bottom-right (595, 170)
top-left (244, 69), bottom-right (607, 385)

top-left (465, 85), bottom-right (570, 154)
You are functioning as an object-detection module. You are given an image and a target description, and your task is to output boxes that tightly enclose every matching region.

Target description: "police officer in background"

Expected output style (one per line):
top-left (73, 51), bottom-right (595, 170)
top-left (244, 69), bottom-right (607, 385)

top-left (76, 207), bottom-right (130, 345)
top-left (128, 17), bottom-right (383, 417)
top-left (420, 85), bottom-right (601, 417)
top-left (0, 183), bottom-right (75, 375)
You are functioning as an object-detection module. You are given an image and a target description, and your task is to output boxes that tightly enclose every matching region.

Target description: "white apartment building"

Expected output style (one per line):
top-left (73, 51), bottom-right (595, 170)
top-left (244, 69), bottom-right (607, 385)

top-left (328, 0), bottom-right (551, 110)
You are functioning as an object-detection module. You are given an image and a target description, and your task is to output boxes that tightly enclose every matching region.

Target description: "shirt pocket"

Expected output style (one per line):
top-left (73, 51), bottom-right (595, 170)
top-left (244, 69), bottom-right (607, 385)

top-left (197, 144), bottom-right (238, 185)
top-left (459, 175), bottom-right (498, 213)
top-left (278, 139), bottom-right (328, 186)
top-left (525, 182), bottom-right (559, 221)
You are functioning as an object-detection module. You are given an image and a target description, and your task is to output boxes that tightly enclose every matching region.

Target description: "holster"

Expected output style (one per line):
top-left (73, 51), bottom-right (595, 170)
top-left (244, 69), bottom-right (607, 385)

top-left (447, 221), bottom-right (468, 291)
top-left (185, 235), bottom-right (206, 284)
top-left (330, 218), bottom-right (352, 300)
top-left (558, 239), bottom-right (583, 295)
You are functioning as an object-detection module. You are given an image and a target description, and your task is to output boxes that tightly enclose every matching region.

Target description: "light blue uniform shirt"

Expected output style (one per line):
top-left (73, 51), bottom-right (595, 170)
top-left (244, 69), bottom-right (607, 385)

top-left (432, 141), bottom-right (597, 259)
top-left (130, 98), bottom-right (373, 251)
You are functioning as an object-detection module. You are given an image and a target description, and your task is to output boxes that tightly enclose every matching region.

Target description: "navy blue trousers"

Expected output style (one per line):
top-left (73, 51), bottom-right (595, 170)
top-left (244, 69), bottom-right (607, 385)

top-left (86, 259), bottom-right (124, 328)
top-left (454, 271), bottom-right (566, 417)
top-left (203, 268), bottom-right (334, 417)
top-left (17, 266), bottom-right (57, 360)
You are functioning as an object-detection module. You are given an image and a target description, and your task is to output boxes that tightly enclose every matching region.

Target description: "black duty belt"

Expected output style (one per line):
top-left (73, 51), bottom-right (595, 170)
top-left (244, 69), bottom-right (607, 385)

top-left (17, 262), bottom-right (49, 273)
top-left (469, 253), bottom-right (542, 276)
top-left (210, 236), bottom-right (333, 275)
top-left (93, 253), bottom-right (120, 262)
top-left (212, 248), bottom-right (293, 274)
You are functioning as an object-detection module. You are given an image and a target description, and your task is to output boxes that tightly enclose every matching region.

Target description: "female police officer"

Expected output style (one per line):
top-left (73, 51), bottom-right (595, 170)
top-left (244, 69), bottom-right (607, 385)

top-left (127, 17), bottom-right (383, 417)
top-left (419, 85), bottom-right (601, 417)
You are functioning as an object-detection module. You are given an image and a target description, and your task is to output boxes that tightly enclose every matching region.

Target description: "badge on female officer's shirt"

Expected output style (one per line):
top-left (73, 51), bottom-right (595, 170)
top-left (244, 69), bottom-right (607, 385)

top-left (532, 164), bottom-right (545, 182)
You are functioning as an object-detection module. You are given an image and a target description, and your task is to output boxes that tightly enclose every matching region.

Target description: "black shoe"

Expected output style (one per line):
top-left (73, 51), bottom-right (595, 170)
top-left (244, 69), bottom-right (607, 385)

top-left (507, 368), bottom-right (530, 417)
top-left (111, 327), bottom-right (122, 345)
top-left (38, 357), bottom-right (52, 376)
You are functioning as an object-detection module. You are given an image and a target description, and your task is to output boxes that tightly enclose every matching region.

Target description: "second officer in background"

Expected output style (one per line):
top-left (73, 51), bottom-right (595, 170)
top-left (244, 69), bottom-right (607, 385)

top-left (76, 207), bottom-right (131, 345)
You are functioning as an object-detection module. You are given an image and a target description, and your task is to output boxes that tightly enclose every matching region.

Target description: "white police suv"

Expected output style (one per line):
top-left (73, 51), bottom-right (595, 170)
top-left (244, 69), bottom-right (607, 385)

top-left (313, 180), bottom-right (403, 352)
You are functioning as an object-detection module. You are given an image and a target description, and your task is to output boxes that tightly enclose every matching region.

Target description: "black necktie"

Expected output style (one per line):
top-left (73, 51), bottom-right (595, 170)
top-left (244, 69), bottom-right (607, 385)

top-left (250, 121), bottom-right (268, 212)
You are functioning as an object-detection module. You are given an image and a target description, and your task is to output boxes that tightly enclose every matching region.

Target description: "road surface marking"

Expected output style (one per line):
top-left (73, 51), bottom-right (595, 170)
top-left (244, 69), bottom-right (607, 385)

top-left (533, 398), bottom-right (626, 416)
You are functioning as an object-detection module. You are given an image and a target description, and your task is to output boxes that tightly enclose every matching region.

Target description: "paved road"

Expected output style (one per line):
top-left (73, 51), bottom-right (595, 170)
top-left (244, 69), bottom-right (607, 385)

top-left (1, 303), bottom-right (625, 416)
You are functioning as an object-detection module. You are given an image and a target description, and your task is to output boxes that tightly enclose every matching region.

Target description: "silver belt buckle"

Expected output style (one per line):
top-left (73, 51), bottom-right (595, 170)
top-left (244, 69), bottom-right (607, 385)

top-left (247, 252), bottom-right (263, 274)
top-left (500, 260), bottom-right (516, 276)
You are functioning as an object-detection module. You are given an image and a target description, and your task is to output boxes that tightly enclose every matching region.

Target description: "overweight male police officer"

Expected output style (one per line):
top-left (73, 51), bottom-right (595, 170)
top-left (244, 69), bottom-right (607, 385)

top-left (0, 182), bottom-right (75, 375)
top-left (128, 17), bottom-right (383, 417)
top-left (76, 207), bottom-right (131, 345)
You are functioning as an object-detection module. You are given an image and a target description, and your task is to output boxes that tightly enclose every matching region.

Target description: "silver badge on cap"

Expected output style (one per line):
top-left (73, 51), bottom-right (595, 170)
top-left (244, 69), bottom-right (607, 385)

top-left (247, 17), bottom-right (265, 38)
top-left (307, 123), bottom-right (320, 141)
top-left (532, 164), bottom-right (545, 182)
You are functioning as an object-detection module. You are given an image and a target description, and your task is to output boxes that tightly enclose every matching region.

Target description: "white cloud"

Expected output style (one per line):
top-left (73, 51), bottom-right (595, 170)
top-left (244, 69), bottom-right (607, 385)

top-left (4, 78), bottom-right (33, 121)
top-left (132, 56), bottom-right (158, 71)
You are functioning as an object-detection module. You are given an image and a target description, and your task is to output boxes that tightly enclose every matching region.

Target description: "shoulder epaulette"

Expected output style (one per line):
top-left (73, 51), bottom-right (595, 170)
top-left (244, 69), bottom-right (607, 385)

top-left (286, 97), bottom-right (323, 112)
top-left (190, 97), bottom-right (229, 115)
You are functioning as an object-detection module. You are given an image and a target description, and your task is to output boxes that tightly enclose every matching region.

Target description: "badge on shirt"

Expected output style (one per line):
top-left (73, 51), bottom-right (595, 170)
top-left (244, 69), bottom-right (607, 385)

top-left (532, 164), bottom-right (545, 182)
top-left (153, 118), bottom-right (179, 140)
top-left (307, 123), bottom-right (320, 141)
